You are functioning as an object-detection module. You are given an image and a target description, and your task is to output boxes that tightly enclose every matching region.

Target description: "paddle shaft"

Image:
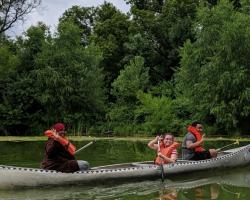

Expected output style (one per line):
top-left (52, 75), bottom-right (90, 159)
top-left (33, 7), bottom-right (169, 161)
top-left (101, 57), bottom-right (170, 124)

top-left (216, 141), bottom-right (238, 152)
top-left (157, 139), bottom-right (165, 182)
top-left (75, 141), bottom-right (94, 154)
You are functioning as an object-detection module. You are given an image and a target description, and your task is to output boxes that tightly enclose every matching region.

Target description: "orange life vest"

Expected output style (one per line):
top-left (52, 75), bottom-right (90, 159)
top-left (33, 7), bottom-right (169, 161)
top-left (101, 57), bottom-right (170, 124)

top-left (155, 142), bottom-right (180, 165)
top-left (187, 126), bottom-right (205, 152)
top-left (44, 130), bottom-right (76, 155)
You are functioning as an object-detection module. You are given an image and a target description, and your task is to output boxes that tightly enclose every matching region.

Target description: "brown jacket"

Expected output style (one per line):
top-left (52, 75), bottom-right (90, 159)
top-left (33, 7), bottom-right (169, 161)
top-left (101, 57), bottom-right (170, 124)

top-left (41, 138), bottom-right (79, 173)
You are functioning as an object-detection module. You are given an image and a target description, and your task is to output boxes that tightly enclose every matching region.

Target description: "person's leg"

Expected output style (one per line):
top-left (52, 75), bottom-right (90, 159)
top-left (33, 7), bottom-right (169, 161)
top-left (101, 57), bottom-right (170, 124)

top-left (77, 160), bottom-right (90, 171)
top-left (191, 151), bottom-right (211, 160)
top-left (209, 149), bottom-right (217, 158)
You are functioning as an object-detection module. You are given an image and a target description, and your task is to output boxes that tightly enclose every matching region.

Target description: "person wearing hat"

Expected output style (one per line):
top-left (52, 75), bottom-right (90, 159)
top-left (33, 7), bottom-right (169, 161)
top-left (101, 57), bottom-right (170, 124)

top-left (41, 123), bottom-right (89, 173)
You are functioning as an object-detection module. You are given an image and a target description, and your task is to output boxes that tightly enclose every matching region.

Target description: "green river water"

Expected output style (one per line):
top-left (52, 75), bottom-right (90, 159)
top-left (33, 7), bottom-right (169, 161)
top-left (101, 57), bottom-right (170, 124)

top-left (0, 140), bottom-right (250, 200)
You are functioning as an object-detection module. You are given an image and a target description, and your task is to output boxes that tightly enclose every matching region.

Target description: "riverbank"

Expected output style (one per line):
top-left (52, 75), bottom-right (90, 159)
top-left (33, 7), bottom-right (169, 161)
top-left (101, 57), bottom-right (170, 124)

top-left (0, 136), bottom-right (250, 142)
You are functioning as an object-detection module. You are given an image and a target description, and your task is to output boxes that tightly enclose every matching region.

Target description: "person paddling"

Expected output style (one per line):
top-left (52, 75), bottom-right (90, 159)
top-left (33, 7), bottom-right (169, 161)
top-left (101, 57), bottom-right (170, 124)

top-left (41, 123), bottom-right (89, 173)
top-left (148, 133), bottom-right (180, 165)
top-left (182, 121), bottom-right (217, 160)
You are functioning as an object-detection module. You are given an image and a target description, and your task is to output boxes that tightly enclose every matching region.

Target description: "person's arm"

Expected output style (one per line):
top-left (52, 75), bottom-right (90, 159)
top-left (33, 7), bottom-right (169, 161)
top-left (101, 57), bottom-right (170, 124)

top-left (170, 150), bottom-right (178, 162)
top-left (46, 139), bottom-right (60, 158)
top-left (186, 134), bottom-right (205, 149)
top-left (186, 139), bottom-right (203, 149)
top-left (148, 136), bottom-right (160, 150)
top-left (157, 151), bottom-right (177, 163)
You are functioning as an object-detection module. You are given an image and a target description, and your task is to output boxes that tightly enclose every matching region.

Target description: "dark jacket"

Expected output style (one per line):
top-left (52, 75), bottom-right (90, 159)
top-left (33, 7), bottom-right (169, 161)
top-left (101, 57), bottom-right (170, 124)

top-left (41, 138), bottom-right (79, 173)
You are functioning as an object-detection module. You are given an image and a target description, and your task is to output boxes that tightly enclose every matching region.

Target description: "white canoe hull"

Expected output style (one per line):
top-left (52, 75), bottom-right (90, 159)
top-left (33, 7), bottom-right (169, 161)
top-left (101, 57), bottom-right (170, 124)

top-left (1, 144), bottom-right (250, 188)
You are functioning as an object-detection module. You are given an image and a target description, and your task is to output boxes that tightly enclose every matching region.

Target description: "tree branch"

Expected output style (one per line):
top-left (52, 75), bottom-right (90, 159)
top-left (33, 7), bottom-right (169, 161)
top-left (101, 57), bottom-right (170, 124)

top-left (0, 0), bottom-right (41, 33)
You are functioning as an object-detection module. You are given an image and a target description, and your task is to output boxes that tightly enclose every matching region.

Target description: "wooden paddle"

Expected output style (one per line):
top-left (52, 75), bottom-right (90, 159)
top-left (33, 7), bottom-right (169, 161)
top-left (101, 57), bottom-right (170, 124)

top-left (216, 139), bottom-right (240, 152)
top-left (75, 139), bottom-right (96, 154)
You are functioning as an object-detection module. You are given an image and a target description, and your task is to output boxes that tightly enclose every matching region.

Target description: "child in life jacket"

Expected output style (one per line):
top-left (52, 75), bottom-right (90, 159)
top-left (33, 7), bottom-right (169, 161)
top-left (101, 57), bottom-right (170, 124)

top-left (148, 133), bottom-right (180, 165)
top-left (41, 123), bottom-right (89, 173)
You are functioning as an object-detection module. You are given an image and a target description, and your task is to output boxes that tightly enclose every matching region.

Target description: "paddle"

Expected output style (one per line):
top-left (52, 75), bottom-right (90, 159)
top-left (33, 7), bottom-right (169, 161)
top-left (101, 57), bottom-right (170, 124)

top-left (75, 139), bottom-right (96, 155)
top-left (157, 137), bottom-right (165, 182)
top-left (216, 139), bottom-right (240, 152)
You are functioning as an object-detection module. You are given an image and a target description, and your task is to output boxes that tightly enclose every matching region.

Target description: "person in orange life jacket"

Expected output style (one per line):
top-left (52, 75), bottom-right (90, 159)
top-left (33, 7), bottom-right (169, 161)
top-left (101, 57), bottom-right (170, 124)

top-left (182, 121), bottom-right (217, 160)
top-left (148, 133), bottom-right (180, 165)
top-left (41, 123), bottom-right (89, 173)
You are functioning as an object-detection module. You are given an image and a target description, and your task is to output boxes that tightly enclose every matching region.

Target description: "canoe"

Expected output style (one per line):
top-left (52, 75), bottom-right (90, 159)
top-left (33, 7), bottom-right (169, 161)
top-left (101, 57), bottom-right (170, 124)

top-left (0, 144), bottom-right (250, 189)
top-left (1, 167), bottom-right (249, 200)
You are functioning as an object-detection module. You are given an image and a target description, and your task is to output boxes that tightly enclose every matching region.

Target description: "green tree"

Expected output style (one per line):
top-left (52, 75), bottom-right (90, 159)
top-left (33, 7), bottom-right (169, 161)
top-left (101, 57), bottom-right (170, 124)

top-left (16, 22), bottom-right (50, 72)
top-left (59, 6), bottom-right (96, 46)
top-left (0, 23), bottom-right (48, 135)
top-left (126, 0), bottom-right (198, 83)
top-left (175, 0), bottom-right (250, 134)
top-left (109, 56), bottom-right (149, 133)
top-left (0, 41), bottom-right (20, 135)
top-left (135, 91), bottom-right (175, 134)
top-left (91, 2), bottom-right (131, 92)
top-left (125, 0), bottom-right (164, 13)
top-left (157, 0), bottom-right (198, 79)
top-left (0, 43), bottom-right (19, 79)
top-left (34, 20), bottom-right (106, 133)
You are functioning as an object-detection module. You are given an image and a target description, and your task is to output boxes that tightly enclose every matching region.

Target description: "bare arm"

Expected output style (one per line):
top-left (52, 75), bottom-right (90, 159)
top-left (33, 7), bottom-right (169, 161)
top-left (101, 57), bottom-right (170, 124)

top-left (186, 134), bottom-right (205, 149)
top-left (148, 136), bottom-right (160, 150)
top-left (157, 151), bottom-right (177, 163)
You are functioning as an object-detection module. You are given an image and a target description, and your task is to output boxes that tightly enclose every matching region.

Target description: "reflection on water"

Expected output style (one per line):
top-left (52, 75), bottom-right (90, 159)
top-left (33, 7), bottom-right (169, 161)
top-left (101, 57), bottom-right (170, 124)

top-left (0, 140), bottom-right (250, 199)
top-left (159, 167), bottom-right (250, 200)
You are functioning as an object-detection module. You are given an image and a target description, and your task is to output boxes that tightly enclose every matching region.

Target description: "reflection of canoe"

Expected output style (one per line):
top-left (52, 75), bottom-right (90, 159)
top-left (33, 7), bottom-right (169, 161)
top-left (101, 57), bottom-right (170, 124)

top-left (1, 144), bottom-right (250, 188)
top-left (165, 166), bottom-right (250, 189)
top-left (1, 167), bottom-right (250, 200)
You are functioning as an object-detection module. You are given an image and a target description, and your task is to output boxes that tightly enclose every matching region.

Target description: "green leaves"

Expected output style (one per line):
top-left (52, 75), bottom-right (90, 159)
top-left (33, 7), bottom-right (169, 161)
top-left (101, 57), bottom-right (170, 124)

top-left (91, 2), bottom-right (131, 85)
top-left (108, 56), bottom-right (149, 133)
top-left (1, 0), bottom-right (250, 135)
top-left (112, 56), bottom-right (149, 99)
top-left (0, 44), bottom-right (19, 79)
top-left (33, 21), bottom-right (106, 128)
top-left (175, 0), bottom-right (250, 134)
top-left (135, 91), bottom-right (174, 133)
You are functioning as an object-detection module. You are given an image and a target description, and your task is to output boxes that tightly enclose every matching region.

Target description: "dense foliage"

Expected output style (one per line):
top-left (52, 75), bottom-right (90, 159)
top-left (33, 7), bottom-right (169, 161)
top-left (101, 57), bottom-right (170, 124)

top-left (0, 0), bottom-right (249, 136)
